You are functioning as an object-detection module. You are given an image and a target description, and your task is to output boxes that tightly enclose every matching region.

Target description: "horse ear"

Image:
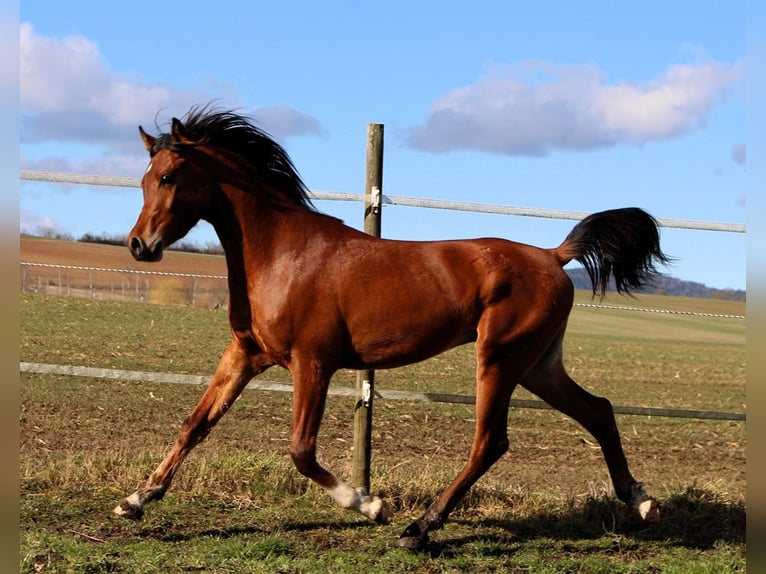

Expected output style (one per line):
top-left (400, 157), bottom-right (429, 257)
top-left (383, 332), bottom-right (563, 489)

top-left (170, 117), bottom-right (189, 143)
top-left (138, 126), bottom-right (156, 151)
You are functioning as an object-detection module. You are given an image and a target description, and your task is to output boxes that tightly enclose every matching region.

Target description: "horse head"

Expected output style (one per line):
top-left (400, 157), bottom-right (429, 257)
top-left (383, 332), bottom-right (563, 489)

top-left (128, 118), bottom-right (215, 262)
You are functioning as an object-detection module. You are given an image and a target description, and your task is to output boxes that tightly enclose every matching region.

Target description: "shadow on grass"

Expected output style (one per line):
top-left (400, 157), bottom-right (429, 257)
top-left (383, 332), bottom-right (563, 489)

top-left (108, 486), bottom-right (743, 554)
top-left (138, 517), bottom-right (376, 543)
top-left (429, 486), bottom-right (745, 557)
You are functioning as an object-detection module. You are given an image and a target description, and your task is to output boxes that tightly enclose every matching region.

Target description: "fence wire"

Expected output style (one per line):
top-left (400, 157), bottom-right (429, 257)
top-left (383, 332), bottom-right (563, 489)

top-left (20, 169), bottom-right (746, 233)
top-left (20, 261), bottom-right (745, 319)
top-left (20, 362), bottom-right (746, 422)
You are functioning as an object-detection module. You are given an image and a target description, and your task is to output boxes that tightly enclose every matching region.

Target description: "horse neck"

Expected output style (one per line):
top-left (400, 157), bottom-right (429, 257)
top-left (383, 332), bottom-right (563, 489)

top-left (208, 182), bottom-right (310, 299)
top-left (194, 147), bottom-right (303, 260)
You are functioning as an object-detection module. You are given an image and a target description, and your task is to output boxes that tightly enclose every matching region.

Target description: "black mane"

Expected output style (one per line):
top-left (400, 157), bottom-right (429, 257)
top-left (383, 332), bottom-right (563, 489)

top-left (153, 105), bottom-right (315, 210)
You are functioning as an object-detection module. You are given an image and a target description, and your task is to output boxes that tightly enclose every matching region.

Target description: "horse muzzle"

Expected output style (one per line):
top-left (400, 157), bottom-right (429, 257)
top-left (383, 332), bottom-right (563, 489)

top-left (129, 235), bottom-right (164, 262)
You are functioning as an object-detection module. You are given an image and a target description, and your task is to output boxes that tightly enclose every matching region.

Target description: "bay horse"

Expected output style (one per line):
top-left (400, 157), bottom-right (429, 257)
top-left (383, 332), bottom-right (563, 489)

top-left (115, 106), bottom-right (667, 549)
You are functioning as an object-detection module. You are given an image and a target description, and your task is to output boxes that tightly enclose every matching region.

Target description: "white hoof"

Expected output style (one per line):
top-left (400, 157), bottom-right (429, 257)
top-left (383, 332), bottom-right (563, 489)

top-left (630, 483), bottom-right (660, 521)
top-left (113, 492), bottom-right (144, 520)
top-left (360, 493), bottom-right (392, 524)
top-left (329, 482), bottom-right (392, 524)
top-left (637, 497), bottom-right (660, 521)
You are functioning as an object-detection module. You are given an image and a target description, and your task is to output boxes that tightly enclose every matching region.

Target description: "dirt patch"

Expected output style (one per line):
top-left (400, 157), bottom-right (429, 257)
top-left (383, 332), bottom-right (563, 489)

top-left (21, 237), bottom-right (227, 275)
top-left (21, 237), bottom-right (230, 307)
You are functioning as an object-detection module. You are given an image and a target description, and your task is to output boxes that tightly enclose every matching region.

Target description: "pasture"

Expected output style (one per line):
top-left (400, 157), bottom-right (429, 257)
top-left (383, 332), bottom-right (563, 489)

top-left (20, 241), bottom-right (746, 572)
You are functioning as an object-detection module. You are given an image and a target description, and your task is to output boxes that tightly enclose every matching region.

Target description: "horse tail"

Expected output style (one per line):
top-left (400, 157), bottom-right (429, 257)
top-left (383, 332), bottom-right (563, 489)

top-left (551, 207), bottom-right (670, 298)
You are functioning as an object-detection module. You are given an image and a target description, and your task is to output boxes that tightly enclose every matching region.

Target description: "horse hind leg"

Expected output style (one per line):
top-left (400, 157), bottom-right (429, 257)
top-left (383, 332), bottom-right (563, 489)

top-left (520, 335), bottom-right (660, 521)
top-left (398, 355), bottom-right (518, 550)
top-left (113, 339), bottom-right (267, 520)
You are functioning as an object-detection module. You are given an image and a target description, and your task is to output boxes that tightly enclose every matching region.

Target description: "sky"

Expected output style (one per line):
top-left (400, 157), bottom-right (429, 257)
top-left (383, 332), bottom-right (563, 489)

top-left (18, 1), bottom-right (747, 290)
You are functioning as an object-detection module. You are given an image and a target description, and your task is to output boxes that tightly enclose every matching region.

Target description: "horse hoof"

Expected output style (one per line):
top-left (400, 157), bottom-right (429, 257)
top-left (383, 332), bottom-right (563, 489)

top-left (373, 503), bottom-right (392, 525)
top-left (356, 490), bottom-right (392, 525)
top-left (629, 482), bottom-right (660, 522)
top-left (638, 498), bottom-right (660, 521)
top-left (113, 494), bottom-right (144, 520)
top-left (397, 522), bottom-right (428, 551)
top-left (373, 499), bottom-right (393, 525)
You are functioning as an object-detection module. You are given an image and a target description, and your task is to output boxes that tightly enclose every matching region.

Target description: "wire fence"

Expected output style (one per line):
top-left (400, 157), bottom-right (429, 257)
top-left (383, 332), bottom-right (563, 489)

top-left (20, 168), bottom-right (747, 314)
top-left (19, 362), bottom-right (746, 422)
top-left (20, 261), bottom-right (229, 308)
top-left (20, 169), bottom-right (746, 233)
top-left (19, 169), bottom-right (746, 424)
top-left (20, 261), bottom-right (746, 319)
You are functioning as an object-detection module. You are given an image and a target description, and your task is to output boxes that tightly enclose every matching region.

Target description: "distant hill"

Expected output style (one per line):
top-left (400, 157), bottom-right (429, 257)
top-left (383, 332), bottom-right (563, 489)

top-left (565, 267), bottom-right (745, 301)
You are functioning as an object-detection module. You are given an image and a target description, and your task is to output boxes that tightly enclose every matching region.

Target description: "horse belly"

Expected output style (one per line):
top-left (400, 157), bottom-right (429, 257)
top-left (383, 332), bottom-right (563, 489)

top-left (341, 306), bottom-right (476, 370)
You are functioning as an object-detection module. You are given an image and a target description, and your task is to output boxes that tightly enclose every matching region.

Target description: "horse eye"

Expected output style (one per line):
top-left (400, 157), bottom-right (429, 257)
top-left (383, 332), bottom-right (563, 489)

top-left (160, 173), bottom-right (175, 185)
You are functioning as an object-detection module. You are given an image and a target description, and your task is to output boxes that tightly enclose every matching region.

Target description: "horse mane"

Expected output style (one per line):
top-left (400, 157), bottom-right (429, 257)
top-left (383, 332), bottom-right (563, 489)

top-left (153, 105), bottom-right (315, 210)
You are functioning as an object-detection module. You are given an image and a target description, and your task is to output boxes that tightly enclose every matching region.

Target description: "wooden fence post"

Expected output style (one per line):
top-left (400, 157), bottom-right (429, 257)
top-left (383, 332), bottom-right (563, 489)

top-left (351, 123), bottom-right (383, 492)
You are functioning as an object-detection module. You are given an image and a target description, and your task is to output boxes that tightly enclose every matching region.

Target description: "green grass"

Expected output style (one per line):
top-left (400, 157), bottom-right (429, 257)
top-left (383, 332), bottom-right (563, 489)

top-left (20, 293), bottom-right (746, 572)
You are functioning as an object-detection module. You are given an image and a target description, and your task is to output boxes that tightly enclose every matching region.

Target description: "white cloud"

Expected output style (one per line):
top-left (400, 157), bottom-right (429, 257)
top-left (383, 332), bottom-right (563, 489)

top-left (253, 105), bottom-right (326, 139)
top-left (21, 22), bottom-right (107, 112)
top-left (20, 23), bottom-right (322, 153)
top-left (407, 59), bottom-right (742, 156)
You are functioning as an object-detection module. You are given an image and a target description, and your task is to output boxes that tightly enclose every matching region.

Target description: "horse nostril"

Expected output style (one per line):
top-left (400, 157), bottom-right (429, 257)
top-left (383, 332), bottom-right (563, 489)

top-left (129, 236), bottom-right (143, 255)
top-left (128, 235), bottom-right (163, 262)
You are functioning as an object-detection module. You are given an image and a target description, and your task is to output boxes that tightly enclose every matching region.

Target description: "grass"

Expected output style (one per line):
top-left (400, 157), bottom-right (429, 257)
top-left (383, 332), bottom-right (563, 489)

top-left (19, 293), bottom-right (746, 572)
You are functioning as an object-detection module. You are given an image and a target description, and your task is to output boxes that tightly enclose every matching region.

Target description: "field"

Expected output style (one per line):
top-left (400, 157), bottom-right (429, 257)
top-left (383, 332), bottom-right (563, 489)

top-left (20, 237), bottom-right (229, 307)
top-left (19, 239), bottom-right (746, 572)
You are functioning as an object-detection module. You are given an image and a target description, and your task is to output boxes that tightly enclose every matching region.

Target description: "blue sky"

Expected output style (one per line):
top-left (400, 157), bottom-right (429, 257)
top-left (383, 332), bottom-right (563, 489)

top-left (19, 1), bottom-right (746, 290)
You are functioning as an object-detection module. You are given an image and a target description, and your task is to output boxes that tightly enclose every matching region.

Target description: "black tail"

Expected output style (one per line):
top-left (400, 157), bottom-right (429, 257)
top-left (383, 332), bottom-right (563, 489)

top-left (556, 207), bottom-right (670, 298)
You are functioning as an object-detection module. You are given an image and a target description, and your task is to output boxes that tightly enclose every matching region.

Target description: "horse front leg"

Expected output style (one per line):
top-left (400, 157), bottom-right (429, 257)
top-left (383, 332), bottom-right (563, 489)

top-left (288, 360), bottom-right (391, 524)
top-left (113, 338), bottom-right (270, 519)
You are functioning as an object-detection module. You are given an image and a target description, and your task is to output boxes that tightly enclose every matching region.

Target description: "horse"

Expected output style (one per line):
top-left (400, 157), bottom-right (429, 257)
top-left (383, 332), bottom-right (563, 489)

top-left (115, 106), bottom-right (668, 550)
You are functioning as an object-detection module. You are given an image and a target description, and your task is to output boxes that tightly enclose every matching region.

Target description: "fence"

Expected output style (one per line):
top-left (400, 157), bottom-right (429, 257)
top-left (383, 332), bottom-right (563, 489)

top-left (19, 261), bottom-right (749, 324)
top-left (20, 362), bottom-right (746, 422)
top-left (20, 169), bottom-right (747, 233)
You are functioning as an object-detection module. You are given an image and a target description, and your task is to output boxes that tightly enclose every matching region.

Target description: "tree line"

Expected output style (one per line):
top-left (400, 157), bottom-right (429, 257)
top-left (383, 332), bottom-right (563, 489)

top-left (29, 228), bottom-right (224, 255)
